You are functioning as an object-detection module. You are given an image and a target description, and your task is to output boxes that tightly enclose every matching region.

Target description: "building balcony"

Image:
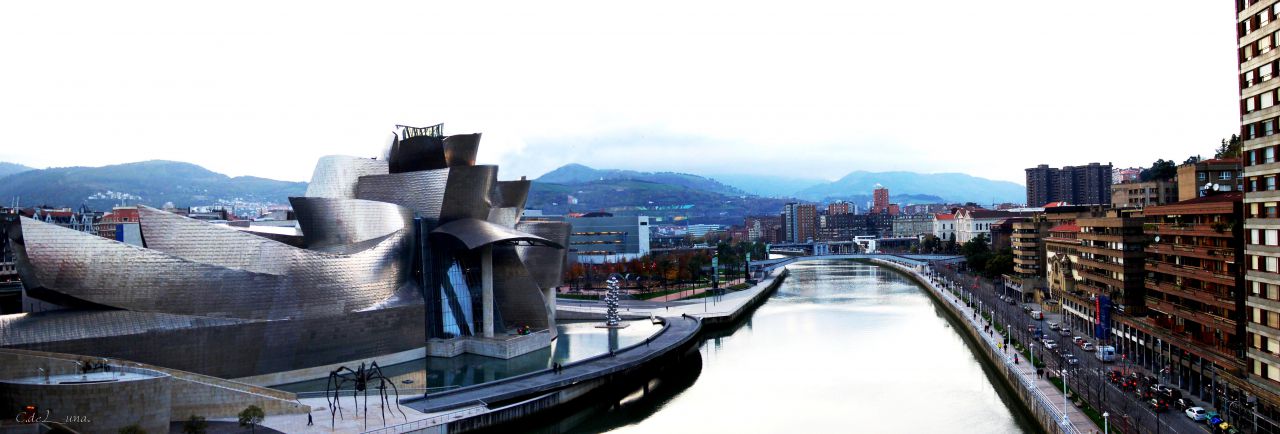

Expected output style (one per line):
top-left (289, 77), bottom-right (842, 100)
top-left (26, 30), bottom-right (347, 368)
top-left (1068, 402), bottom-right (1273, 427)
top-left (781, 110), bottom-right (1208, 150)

top-left (1122, 316), bottom-right (1242, 370)
top-left (1077, 232), bottom-right (1125, 243)
top-left (1145, 296), bottom-right (1237, 328)
top-left (1146, 261), bottom-right (1238, 287)
top-left (1077, 269), bottom-right (1126, 291)
top-left (1145, 222), bottom-right (1233, 239)
top-left (1079, 255), bottom-right (1139, 274)
top-left (1145, 243), bottom-right (1237, 263)
top-left (1144, 279), bottom-right (1237, 310)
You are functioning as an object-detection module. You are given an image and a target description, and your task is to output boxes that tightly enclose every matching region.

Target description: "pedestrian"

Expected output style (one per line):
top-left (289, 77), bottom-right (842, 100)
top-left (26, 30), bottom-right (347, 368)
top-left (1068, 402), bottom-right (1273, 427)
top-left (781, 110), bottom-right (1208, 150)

top-left (307, 412), bottom-right (313, 426)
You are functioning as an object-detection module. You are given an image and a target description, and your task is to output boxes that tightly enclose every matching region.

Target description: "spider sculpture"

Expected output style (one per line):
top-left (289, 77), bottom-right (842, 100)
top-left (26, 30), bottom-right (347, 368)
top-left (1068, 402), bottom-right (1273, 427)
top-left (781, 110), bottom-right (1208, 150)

top-left (325, 362), bottom-right (406, 429)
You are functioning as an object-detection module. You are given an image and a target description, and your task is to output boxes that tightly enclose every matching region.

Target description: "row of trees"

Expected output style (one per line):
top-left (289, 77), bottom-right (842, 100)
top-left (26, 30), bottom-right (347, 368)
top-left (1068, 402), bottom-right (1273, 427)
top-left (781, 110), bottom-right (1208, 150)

top-left (564, 241), bottom-right (766, 291)
top-left (1138, 135), bottom-right (1240, 182)
top-left (960, 233), bottom-right (1014, 278)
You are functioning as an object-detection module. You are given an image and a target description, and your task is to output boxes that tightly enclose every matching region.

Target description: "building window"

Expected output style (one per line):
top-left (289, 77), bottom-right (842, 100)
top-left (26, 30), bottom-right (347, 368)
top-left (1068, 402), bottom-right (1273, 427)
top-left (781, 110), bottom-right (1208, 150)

top-left (1269, 147), bottom-right (1277, 163)
top-left (1222, 171), bottom-right (1235, 180)
top-left (1200, 172), bottom-right (1208, 181)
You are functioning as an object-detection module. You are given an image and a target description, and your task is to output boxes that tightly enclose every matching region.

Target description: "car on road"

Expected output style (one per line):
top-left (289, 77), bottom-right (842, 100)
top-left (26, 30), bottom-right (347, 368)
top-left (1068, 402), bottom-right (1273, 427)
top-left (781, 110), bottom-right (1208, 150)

top-left (1048, 321), bottom-right (1059, 330)
top-left (1030, 310), bottom-right (1044, 320)
top-left (1044, 341), bottom-right (1058, 350)
top-left (1081, 342), bottom-right (1095, 351)
top-left (1065, 356), bottom-right (1079, 366)
top-left (1072, 336), bottom-right (1085, 345)
top-left (1174, 398), bottom-right (1194, 411)
top-left (1187, 406), bottom-right (1208, 421)
top-left (1060, 326), bottom-right (1071, 334)
top-left (1151, 398), bottom-right (1170, 412)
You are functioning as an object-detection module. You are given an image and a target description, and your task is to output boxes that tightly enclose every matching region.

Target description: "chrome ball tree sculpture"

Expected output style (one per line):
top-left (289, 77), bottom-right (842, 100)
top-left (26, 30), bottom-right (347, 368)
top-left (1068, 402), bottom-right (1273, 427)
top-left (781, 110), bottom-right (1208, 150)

top-left (325, 362), bottom-right (406, 429)
top-left (604, 274), bottom-right (622, 327)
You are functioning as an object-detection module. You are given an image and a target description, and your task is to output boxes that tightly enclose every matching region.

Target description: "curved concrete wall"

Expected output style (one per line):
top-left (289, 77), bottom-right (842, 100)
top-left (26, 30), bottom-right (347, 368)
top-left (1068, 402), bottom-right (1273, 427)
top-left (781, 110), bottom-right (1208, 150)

top-left (0, 369), bottom-right (171, 434)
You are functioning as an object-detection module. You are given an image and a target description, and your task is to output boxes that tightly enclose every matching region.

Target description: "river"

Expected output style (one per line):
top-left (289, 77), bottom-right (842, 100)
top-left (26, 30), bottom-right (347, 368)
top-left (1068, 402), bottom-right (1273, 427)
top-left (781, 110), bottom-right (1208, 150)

top-left (525, 259), bottom-right (1040, 433)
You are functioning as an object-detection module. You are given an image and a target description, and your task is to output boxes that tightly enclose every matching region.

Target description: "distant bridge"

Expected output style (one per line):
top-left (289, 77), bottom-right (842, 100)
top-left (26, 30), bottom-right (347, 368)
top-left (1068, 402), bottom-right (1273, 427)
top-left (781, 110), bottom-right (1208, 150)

top-left (768, 237), bottom-right (922, 256)
top-left (749, 253), bottom-right (963, 275)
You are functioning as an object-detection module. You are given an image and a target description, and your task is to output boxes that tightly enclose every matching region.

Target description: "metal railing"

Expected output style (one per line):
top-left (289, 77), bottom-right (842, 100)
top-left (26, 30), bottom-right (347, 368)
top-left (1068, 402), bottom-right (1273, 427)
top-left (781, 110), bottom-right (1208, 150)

top-left (361, 400), bottom-right (487, 434)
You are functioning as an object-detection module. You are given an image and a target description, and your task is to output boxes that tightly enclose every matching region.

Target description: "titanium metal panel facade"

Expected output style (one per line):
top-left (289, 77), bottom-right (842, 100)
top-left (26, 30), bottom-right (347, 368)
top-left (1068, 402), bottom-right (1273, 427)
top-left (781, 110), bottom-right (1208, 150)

top-left (289, 197), bottom-right (413, 251)
top-left (355, 165), bottom-right (497, 222)
top-left (515, 221), bottom-right (570, 291)
top-left (2, 125), bottom-right (567, 378)
top-left (430, 218), bottom-right (559, 251)
top-left (304, 155), bottom-right (389, 199)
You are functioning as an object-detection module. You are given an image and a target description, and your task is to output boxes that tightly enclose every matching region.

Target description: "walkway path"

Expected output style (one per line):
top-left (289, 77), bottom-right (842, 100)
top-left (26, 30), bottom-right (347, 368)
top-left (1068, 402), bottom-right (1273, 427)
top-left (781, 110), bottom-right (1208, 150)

top-left (402, 315), bottom-right (700, 414)
top-left (875, 259), bottom-right (1101, 434)
top-left (556, 266), bottom-right (786, 324)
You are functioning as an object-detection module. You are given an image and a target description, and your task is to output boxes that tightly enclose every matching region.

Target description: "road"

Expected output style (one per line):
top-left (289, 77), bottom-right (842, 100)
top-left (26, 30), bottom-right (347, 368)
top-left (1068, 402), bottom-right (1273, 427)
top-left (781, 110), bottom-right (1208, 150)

top-left (928, 264), bottom-right (1212, 434)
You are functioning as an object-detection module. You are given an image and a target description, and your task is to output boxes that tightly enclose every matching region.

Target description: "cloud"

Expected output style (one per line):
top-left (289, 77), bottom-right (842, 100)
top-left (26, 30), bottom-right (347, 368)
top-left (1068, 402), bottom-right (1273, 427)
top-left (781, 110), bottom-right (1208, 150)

top-left (0, 0), bottom-right (1242, 185)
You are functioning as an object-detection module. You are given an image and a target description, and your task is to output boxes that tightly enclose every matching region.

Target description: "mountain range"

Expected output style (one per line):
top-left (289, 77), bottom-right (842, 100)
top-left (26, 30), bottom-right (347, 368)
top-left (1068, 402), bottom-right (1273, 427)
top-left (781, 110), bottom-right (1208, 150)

top-left (532, 165), bottom-right (1024, 205)
top-left (0, 160), bottom-right (306, 210)
top-left (0, 159), bottom-right (1025, 225)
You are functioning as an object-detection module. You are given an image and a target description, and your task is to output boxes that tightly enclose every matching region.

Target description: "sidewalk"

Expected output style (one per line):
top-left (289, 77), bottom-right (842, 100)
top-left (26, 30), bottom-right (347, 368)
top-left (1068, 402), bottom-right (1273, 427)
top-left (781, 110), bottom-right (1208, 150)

top-left (878, 259), bottom-right (1100, 434)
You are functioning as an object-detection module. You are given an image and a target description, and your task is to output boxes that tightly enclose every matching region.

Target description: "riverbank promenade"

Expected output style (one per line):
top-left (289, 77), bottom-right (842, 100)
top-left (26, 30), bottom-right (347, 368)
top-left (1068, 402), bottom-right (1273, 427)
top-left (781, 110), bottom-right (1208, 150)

top-left (875, 258), bottom-right (1101, 434)
top-left (555, 265), bottom-right (788, 325)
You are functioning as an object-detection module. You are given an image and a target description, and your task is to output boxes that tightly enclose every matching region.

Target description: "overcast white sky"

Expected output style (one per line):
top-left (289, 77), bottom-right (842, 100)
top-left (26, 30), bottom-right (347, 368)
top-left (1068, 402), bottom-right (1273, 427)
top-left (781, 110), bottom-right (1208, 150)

top-left (0, 1), bottom-right (1242, 185)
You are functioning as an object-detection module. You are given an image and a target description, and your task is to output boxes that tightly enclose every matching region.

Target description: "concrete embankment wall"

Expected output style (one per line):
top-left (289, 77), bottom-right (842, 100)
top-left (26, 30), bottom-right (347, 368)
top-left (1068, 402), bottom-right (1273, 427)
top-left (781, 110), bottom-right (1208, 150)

top-left (699, 267), bottom-right (788, 328)
top-left (872, 259), bottom-right (1064, 434)
top-left (0, 348), bottom-right (308, 423)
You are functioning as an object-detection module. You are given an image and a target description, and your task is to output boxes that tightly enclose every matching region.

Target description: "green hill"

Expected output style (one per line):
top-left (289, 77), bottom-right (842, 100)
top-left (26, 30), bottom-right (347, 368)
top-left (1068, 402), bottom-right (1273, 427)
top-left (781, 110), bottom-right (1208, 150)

top-left (0, 160), bottom-right (306, 210)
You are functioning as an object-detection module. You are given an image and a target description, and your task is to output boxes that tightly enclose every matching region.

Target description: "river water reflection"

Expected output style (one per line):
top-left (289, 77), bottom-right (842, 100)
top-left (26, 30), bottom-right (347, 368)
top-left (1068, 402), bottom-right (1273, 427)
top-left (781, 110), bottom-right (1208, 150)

top-left (277, 320), bottom-right (663, 393)
top-left (528, 259), bottom-right (1038, 433)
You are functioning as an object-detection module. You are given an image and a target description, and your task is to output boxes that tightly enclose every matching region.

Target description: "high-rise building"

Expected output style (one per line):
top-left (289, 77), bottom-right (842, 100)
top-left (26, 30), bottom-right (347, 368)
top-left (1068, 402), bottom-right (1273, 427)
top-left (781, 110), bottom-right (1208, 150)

top-left (827, 201), bottom-right (851, 216)
top-left (872, 185), bottom-right (890, 213)
top-left (1241, 0), bottom-right (1280, 424)
top-left (1113, 192), bottom-right (1247, 412)
top-left (1049, 209), bottom-right (1145, 339)
top-left (1025, 163), bottom-right (1113, 206)
top-left (783, 203), bottom-right (817, 242)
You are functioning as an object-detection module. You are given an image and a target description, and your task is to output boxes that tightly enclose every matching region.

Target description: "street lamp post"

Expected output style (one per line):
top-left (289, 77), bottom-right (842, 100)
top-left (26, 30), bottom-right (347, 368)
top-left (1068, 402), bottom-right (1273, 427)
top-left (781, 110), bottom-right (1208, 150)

top-left (1063, 369), bottom-right (1069, 425)
top-left (1103, 411), bottom-right (1109, 434)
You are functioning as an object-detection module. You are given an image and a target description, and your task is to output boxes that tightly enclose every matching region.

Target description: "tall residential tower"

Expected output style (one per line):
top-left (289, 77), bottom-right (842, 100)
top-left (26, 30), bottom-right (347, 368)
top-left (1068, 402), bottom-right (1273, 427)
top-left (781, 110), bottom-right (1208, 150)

top-left (1240, 0), bottom-right (1280, 429)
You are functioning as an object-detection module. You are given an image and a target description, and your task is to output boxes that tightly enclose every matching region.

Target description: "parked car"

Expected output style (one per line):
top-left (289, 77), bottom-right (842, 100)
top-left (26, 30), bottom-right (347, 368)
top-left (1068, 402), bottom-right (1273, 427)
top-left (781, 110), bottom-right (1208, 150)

top-left (1072, 336), bottom-right (1085, 345)
top-left (1186, 406), bottom-right (1208, 421)
top-left (1060, 326), bottom-right (1071, 334)
top-left (1065, 356), bottom-right (1080, 366)
top-left (1044, 341), bottom-right (1059, 350)
top-left (1151, 398), bottom-right (1170, 412)
top-left (1174, 398), bottom-right (1194, 411)
top-left (1082, 342), bottom-right (1095, 351)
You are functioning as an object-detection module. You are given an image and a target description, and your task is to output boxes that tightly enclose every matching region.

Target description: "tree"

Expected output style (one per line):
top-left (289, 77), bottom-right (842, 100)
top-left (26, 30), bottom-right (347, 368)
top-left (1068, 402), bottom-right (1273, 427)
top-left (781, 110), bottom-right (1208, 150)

top-left (1183, 155), bottom-right (1202, 165)
top-left (1215, 134), bottom-right (1242, 159)
top-left (238, 405), bottom-right (265, 433)
top-left (182, 415), bottom-right (208, 434)
top-left (1139, 159), bottom-right (1177, 181)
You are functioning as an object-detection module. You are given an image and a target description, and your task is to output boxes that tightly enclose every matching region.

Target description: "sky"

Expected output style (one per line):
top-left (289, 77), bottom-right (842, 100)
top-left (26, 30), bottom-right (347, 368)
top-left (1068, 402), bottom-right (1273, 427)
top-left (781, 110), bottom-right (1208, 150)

top-left (0, 1), bottom-right (1243, 185)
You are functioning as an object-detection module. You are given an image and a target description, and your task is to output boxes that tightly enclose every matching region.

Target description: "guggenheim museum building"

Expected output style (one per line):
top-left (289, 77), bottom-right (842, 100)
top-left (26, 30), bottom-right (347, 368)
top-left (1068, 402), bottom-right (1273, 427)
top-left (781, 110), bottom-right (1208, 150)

top-left (0, 125), bottom-right (570, 382)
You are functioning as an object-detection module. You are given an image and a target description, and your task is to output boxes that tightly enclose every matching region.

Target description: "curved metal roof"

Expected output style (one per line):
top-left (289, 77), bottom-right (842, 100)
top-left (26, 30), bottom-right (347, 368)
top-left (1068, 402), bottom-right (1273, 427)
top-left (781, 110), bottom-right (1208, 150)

top-left (430, 218), bottom-right (562, 250)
